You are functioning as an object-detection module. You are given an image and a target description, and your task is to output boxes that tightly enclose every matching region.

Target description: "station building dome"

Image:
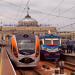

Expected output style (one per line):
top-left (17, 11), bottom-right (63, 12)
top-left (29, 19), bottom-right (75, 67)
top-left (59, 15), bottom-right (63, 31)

top-left (18, 14), bottom-right (38, 27)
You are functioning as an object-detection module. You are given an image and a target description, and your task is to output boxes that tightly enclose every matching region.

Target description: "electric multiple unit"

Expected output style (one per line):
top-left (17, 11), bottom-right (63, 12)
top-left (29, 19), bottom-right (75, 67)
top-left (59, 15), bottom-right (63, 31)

top-left (7, 34), bottom-right (40, 67)
top-left (40, 33), bottom-right (62, 61)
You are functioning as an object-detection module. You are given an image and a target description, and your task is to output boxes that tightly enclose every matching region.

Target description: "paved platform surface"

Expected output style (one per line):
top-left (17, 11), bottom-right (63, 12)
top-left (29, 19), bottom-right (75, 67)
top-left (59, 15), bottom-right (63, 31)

top-left (65, 53), bottom-right (75, 56)
top-left (1, 47), bottom-right (16, 75)
top-left (0, 54), bottom-right (2, 75)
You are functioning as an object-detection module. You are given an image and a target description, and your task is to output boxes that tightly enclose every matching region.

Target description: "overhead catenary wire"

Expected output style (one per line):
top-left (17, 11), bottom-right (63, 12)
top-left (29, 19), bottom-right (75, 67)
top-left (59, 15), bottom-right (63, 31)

top-left (0, 0), bottom-right (31, 23)
top-left (15, 0), bottom-right (24, 19)
top-left (58, 22), bottom-right (75, 30)
top-left (0, 0), bottom-right (25, 20)
top-left (51, 0), bottom-right (64, 12)
top-left (1, 0), bottom-right (75, 27)
top-left (2, 0), bottom-right (20, 7)
top-left (24, 0), bottom-right (30, 10)
top-left (20, 0), bottom-right (30, 18)
top-left (30, 8), bottom-right (75, 20)
top-left (1, 0), bottom-right (75, 20)
top-left (0, 14), bottom-right (18, 23)
top-left (61, 5), bottom-right (75, 14)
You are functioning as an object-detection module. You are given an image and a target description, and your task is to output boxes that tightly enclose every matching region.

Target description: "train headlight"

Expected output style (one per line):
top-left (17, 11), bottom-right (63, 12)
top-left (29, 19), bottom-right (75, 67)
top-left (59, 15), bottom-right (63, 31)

top-left (58, 48), bottom-right (61, 51)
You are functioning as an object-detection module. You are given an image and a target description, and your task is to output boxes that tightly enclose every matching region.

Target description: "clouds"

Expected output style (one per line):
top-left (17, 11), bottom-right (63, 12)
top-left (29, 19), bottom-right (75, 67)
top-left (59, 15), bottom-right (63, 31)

top-left (0, 0), bottom-right (75, 31)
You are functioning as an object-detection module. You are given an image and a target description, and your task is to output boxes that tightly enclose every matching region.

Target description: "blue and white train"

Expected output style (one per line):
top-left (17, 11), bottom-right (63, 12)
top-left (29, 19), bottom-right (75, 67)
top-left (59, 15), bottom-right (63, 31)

top-left (40, 33), bottom-right (62, 61)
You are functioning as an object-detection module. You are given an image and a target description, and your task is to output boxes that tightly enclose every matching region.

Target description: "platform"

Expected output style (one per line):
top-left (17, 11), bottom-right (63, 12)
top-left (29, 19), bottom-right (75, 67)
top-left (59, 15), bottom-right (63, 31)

top-left (1, 47), bottom-right (16, 75)
top-left (64, 53), bottom-right (75, 64)
top-left (0, 54), bottom-right (2, 75)
top-left (65, 53), bottom-right (75, 56)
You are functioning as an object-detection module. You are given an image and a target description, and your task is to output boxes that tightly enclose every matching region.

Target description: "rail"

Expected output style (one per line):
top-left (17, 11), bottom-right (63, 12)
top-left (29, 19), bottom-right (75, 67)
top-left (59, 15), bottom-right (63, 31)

top-left (16, 68), bottom-right (41, 75)
top-left (65, 62), bottom-right (75, 71)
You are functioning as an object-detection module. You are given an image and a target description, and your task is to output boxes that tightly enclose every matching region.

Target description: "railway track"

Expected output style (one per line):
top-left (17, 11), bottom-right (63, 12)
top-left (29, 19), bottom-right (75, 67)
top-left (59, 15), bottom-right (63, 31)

top-left (47, 60), bottom-right (75, 71)
top-left (65, 62), bottom-right (75, 71)
top-left (14, 60), bottom-right (73, 75)
top-left (16, 67), bottom-right (42, 75)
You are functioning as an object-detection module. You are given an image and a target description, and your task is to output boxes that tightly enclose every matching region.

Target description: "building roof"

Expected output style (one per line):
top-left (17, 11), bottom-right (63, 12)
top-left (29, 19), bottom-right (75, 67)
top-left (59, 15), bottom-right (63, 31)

top-left (18, 14), bottom-right (38, 27)
top-left (23, 14), bottom-right (37, 22)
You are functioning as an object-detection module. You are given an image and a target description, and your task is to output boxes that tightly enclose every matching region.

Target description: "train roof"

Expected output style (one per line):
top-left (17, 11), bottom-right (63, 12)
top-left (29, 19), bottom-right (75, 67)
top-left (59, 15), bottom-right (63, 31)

top-left (40, 34), bottom-right (61, 39)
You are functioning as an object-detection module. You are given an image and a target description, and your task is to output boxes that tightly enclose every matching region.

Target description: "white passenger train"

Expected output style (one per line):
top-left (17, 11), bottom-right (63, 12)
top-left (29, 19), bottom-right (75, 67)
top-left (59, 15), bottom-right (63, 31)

top-left (7, 34), bottom-right (40, 67)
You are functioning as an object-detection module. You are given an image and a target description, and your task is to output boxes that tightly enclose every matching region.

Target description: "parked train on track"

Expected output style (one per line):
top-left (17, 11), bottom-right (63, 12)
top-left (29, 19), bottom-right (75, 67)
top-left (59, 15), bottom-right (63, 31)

top-left (7, 34), bottom-right (40, 67)
top-left (40, 33), bottom-right (62, 61)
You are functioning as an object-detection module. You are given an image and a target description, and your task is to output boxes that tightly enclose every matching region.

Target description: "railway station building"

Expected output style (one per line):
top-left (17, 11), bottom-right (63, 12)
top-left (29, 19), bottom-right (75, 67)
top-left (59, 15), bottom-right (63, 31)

top-left (0, 12), bottom-right (58, 43)
top-left (0, 13), bottom-right (57, 36)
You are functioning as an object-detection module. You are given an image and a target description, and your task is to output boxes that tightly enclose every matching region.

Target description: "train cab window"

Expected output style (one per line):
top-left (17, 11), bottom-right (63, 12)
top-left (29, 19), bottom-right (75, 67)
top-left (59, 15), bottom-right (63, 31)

top-left (18, 40), bottom-right (35, 55)
top-left (44, 40), bottom-right (51, 45)
top-left (53, 40), bottom-right (60, 45)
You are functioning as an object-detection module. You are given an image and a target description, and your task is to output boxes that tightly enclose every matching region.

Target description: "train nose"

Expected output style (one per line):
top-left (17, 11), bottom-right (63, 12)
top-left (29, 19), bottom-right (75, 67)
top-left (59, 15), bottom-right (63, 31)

top-left (19, 57), bottom-right (34, 64)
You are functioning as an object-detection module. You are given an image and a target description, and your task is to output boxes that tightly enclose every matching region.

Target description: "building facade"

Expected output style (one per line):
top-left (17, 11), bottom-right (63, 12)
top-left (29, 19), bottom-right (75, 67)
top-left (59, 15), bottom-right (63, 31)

top-left (0, 13), bottom-right (57, 42)
top-left (58, 31), bottom-right (75, 42)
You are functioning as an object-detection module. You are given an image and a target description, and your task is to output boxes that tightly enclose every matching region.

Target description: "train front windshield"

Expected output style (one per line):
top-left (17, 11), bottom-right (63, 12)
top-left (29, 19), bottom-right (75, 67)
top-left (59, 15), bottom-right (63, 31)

top-left (18, 40), bottom-right (35, 55)
top-left (53, 40), bottom-right (60, 45)
top-left (44, 39), bottom-right (60, 45)
top-left (44, 40), bottom-right (51, 44)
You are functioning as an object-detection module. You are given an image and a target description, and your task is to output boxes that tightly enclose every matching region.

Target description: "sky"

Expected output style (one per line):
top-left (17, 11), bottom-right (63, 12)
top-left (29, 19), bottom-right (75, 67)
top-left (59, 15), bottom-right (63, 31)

top-left (0, 0), bottom-right (75, 31)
